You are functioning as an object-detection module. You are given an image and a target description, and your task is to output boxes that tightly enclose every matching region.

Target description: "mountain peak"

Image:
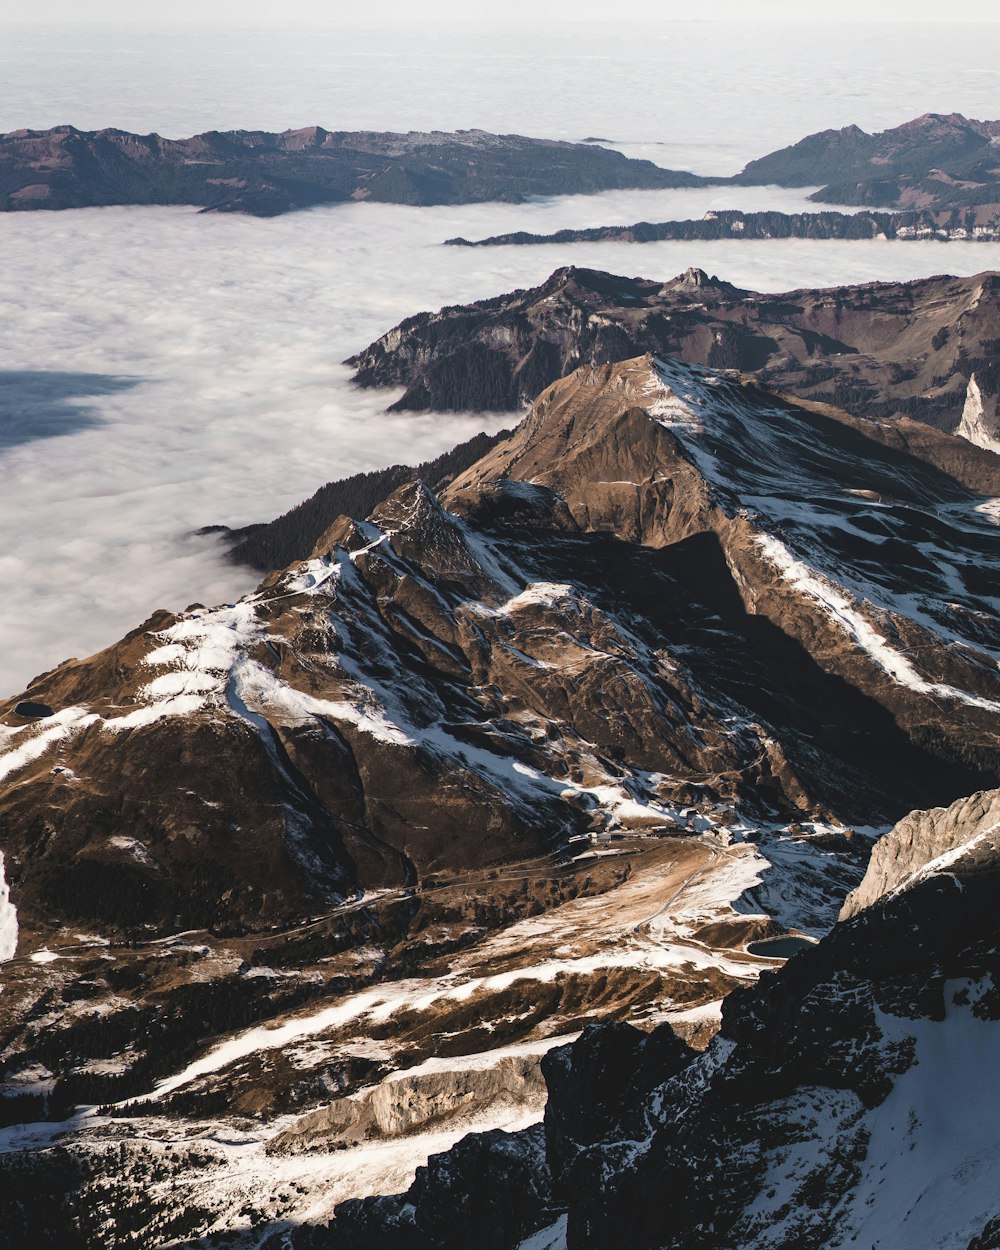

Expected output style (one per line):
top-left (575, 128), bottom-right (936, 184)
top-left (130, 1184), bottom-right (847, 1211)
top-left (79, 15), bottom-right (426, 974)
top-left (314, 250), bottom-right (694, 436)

top-left (662, 266), bottom-right (742, 297)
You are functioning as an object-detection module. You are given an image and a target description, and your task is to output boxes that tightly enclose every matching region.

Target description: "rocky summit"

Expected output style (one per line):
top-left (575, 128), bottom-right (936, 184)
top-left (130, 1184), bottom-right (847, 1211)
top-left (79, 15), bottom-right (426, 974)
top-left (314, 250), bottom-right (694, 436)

top-left (2, 352), bottom-right (1000, 1245)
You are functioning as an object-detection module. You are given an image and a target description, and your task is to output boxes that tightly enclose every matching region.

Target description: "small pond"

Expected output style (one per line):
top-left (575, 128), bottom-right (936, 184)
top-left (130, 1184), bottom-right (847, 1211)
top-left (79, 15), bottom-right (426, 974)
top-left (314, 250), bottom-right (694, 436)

top-left (13, 701), bottom-right (54, 719)
top-left (746, 936), bottom-right (817, 959)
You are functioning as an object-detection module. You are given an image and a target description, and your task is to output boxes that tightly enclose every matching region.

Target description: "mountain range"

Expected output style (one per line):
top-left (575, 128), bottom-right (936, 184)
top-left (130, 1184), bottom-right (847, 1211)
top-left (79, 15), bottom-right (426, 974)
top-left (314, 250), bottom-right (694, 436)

top-left (444, 206), bottom-right (1000, 247)
top-left (5, 112), bottom-right (1000, 220)
top-left (446, 113), bottom-right (1000, 248)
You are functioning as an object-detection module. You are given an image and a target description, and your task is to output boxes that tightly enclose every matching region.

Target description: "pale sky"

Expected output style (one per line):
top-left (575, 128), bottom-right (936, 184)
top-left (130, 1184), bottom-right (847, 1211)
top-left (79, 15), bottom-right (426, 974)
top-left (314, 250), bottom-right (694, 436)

top-left (2, 0), bottom-right (999, 21)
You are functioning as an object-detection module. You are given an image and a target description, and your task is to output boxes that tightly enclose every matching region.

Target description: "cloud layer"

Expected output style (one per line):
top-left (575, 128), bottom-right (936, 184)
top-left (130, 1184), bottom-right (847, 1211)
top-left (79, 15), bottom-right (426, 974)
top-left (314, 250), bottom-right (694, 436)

top-left (4, 21), bottom-right (1000, 174)
top-left (6, 185), bottom-right (1000, 697)
top-left (5, 21), bottom-right (1000, 695)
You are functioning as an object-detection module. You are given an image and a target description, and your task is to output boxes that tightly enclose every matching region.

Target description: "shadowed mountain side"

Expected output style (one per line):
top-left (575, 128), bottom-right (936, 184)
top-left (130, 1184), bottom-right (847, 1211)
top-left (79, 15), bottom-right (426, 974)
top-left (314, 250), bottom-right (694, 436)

top-left (526, 529), bottom-right (993, 817)
top-left (223, 427), bottom-right (513, 572)
top-left (308, 792), bottom-right (1000, 1250)
top-left (0, 1148), bottom-right (290, 1250)
top-left (0, 370), bottom-right (141, 450)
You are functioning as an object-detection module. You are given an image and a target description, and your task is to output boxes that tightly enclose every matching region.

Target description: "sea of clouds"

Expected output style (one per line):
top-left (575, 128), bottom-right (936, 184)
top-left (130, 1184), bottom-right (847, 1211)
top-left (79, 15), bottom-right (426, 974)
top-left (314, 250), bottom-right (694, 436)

top-left (3, 19), bottom-right (1000, 694)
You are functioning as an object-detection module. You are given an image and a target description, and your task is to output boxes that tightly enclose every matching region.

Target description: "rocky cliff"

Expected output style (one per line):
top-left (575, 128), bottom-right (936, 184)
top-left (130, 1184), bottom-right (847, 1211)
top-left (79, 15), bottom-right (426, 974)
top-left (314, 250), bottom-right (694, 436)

top-left (841, 787), bottom-right (1000, 919)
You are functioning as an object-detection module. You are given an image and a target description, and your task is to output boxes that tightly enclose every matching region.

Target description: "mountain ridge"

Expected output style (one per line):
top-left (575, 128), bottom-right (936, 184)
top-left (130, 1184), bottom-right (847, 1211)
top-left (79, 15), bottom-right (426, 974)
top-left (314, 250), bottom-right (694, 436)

top-left (347, 265), bottom-right (1000, 453)
top-left (314, 777), bottom-right (1000, 1250)
top-left (5, 111), bottom-right (1000, 220)
top-left (0, 125), bottom-right (705, 216)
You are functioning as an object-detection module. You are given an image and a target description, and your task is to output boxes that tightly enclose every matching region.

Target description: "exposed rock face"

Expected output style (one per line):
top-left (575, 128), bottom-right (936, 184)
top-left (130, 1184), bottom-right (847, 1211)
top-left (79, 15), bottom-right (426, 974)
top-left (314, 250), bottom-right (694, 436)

top-left (841, 787), bottom-right (1000, 919)
top-left (348, 265), bottom-right (1000, 452)
top-left (0, 125), bottom-right (705, 216)
top-left (957, 374), bottom-right (1000, 454)
top-left (271, 1044), bottom-right (549, 1153)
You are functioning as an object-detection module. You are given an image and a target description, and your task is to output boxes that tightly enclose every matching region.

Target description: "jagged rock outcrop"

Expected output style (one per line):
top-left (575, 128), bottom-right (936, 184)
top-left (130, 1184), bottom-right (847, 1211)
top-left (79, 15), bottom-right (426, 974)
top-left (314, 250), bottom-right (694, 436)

top-left (225, 427), bottom-right (513, 571)
top-left (348, 265), bottom-right (1000, 452)
top-left (0, 125), bottom-right (705, 216)
top-left (540, 1020), bottom-right (692, 1198)
top-left (309, 1124), bottom-right (555, 1250)
top-left (271, 1048), bottom-right (548, 1153)
top-left (841, 787), bottom-right (1000, 919)
top-left (957, 374), bottom-right (1000, 454)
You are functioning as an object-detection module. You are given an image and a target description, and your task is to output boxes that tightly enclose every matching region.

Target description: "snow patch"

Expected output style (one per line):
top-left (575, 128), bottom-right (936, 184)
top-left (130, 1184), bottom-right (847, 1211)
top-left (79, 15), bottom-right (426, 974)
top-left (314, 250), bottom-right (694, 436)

top-left (755, 533), bottom-right (1000, 712)
top-left (103, 693), bottom-right (207, 731)
top-left (233, 659), bottom-right (413, 745)
top-left (0, 706), bottom-right (100, 782)
top-left (0, 851), bottom-right (18, 962)
top-left (642, 364), bottom-right (706, 433)
top-left (974, 497), bottom-right (1000, 525)
top-left (496, 583), bottom-right (577, 615)
top-left (519, 1216), bottom-right (568, 1250)
top-left (107, 836), bottom-right (159, 868)
top-left (748, 982), bottom-right (1000, 1249)
top-left (283, 556), bottom-right (342, 596)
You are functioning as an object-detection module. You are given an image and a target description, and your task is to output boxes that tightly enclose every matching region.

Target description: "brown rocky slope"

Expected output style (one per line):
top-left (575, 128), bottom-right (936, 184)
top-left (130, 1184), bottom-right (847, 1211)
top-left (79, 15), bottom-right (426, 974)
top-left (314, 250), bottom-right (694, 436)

top-left (3, 354), bottom-right (998, 950)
